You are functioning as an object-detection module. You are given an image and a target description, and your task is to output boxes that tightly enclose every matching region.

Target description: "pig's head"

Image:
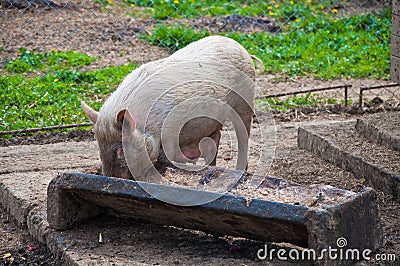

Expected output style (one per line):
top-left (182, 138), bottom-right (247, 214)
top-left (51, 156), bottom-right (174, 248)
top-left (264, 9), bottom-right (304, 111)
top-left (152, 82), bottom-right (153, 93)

top-left (81, 101), bottom-right (159, 179)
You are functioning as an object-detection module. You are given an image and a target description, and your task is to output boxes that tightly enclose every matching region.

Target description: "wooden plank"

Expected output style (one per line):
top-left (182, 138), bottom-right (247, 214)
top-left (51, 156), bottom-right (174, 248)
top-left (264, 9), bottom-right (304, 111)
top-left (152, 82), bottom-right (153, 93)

top-left (392, 34), bottom-right (400, 57)
top-left (393, 14), bottom-right (400, 37)
top-left (391, 55), bottom-right (400, 83)
top-left (392, 4), bottom-right (400, 82)
top-left (394, 0), bottom-right (400, 16)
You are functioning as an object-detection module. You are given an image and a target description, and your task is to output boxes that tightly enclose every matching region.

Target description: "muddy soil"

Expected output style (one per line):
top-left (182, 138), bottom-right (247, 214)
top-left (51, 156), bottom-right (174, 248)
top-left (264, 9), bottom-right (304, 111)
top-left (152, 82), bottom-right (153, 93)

top-left (0, 205), bottom-right (60, 265)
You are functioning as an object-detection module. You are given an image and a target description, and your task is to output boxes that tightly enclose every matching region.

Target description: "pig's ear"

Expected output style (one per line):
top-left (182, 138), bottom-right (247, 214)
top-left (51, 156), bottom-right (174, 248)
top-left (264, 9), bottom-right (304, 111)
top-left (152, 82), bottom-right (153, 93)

top-left (116, 109), bottom-right (136, 130)
top-left (81, 101), bottom-right (98, 123)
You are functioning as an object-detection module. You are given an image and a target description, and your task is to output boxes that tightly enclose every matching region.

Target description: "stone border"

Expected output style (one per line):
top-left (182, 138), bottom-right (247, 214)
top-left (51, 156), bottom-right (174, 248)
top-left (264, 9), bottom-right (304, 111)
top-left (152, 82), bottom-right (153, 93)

top-left (355, 117), bottom-right (400, 152)
top-left (298, 126), bottom-right (400, 199)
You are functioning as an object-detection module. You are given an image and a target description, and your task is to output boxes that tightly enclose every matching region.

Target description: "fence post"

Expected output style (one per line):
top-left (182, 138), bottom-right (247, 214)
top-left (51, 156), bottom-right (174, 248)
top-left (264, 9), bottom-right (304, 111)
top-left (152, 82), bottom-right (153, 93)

top-left (391, 0), bottom-right (400, 83)
top-left (359, 88), bottom-right (363, 108)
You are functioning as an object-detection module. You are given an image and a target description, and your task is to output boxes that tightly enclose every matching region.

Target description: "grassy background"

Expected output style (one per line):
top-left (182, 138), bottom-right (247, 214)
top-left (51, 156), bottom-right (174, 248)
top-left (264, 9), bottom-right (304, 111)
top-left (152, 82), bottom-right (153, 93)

top-left (0, 49), bottom-right (136, 131)
top-left (0, 0), bottom-right (392, 132)
top-left (140, 8), bottom-right (391, 79)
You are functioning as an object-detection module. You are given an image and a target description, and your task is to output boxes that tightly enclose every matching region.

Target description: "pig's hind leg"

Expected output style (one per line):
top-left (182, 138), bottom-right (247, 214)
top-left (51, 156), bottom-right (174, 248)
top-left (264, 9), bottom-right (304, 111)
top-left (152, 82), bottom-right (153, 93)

top-left (234, 109), bottom-right (253, 171)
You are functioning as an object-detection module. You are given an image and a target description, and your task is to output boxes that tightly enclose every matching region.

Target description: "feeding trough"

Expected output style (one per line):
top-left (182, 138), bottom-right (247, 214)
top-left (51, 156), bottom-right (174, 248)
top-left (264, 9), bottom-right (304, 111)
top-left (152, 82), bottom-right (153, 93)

top-left (47, 165), bottom-right (382, 264)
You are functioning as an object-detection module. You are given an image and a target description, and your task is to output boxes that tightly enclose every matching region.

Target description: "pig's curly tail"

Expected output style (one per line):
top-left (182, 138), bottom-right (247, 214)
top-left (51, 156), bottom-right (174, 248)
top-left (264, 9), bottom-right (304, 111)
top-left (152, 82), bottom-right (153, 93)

top-left (250, 55), bottom-right (264, 73)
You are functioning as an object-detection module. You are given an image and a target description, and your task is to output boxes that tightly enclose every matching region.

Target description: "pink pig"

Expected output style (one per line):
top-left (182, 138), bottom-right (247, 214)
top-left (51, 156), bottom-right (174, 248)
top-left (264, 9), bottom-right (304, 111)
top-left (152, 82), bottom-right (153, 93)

top-left (82, 36), bottom-right (257, 179)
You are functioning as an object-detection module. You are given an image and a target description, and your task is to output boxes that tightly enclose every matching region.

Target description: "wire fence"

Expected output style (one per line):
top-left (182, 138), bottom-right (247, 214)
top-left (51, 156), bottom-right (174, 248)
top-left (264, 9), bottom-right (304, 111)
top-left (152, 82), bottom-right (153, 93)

top-left (0, 0), bottom-right (398, 133)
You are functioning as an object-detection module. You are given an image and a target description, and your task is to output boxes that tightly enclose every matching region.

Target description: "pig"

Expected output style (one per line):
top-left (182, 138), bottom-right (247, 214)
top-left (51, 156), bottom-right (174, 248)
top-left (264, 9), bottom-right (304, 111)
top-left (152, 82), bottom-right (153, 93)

top-left (81, 35), bottom-right (256, 180)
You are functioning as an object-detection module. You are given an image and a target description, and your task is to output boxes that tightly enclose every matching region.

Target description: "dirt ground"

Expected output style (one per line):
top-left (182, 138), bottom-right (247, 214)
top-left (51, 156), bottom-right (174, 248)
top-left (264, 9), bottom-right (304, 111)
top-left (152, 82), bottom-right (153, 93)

top-left (0, 206), bottom-right (59, 265)
top-left (0, 1), bottom-right (399, 265)
top-left (1, 113), bottom-right (399, 265)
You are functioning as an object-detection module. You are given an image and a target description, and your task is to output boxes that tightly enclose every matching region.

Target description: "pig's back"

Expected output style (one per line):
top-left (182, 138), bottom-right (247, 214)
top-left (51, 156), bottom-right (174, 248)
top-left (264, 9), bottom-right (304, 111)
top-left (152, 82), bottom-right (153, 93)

top-left (168, 35), bottom-right (255, 79)
top-left (99, 35), bottom-right (255, 134)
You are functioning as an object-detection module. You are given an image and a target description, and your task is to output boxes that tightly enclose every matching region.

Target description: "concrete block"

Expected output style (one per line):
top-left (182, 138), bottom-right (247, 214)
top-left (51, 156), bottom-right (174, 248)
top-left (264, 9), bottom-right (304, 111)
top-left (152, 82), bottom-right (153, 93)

top-left (355, 113), bottom-right (400, 152)
top-left (298, 122), bottom-right (400, 199)
top-left (47, 170), bottom-right (382, 265)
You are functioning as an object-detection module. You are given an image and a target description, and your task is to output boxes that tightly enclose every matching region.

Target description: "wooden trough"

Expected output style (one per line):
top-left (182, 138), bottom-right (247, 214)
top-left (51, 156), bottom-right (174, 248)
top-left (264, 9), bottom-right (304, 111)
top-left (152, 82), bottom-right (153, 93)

top-left (47, 167), bottom-right (382, 264)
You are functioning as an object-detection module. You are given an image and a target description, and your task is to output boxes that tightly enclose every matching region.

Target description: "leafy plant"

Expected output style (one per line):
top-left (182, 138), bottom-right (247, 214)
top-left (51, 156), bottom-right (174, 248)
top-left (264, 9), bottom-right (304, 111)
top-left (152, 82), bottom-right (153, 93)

top-left (3, 49), bottom-right (96, 73)
top-left (256, 93), bottom-right (344, 112)
top-left (141, 8), bottom-right (391, 79)
top-left (140, 24), bottom-right (210, 50)
top-left (0, 49), bottom-right (137, 132)
top-left (122, 0), bottom-right (324, 20)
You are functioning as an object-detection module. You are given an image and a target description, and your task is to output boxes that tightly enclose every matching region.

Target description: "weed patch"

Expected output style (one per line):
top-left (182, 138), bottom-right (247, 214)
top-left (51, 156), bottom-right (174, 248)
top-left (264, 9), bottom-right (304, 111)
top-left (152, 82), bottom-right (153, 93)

top-left (256, 93), bottom-right (352, 112)
top-left (1, 49), bottom-right (137, 132)
top-left (139, 3), bottom-right (391, 79)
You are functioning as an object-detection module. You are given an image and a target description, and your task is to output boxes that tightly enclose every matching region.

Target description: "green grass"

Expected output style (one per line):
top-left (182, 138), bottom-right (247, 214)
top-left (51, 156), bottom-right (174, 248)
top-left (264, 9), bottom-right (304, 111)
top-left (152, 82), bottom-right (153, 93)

top-left (256, 93), bottom-right (352, 112)
top-left (0, 49), bottom-right (137, 132)
top-left (118, 0), bottom-right (332, 20)
top-left (141, 24), bottom-right (210, 50)
top-left (139, 3), bottom-right (391, 79)
top-left (3, 48), bottom-right (96, 73)
top-left (105, 0), bottom-right (392, 79)
top-left (227, 11), bottom-right (391, 79)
